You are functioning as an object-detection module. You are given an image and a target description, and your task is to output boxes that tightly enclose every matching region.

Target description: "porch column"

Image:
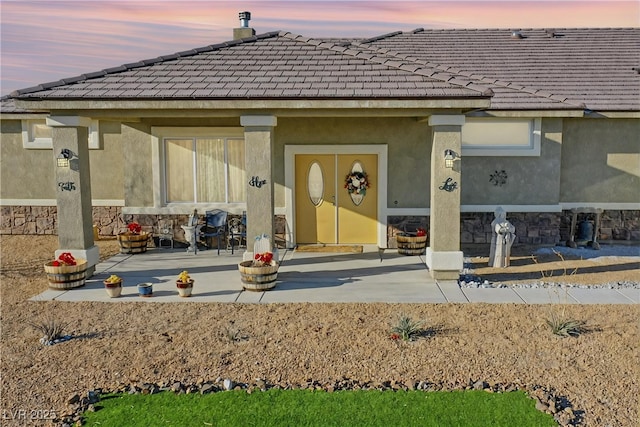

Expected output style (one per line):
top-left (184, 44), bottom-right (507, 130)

top-left (47, 116), bottom-right (100, 276)
top-left (241, 115), bottom-right (277, 259)
top-left (426, 115), bottom-right (465, 280)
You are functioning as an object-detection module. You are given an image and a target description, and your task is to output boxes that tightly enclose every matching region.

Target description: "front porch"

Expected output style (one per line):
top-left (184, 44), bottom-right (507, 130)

top-left (32, 244), bottom-right (638, 304)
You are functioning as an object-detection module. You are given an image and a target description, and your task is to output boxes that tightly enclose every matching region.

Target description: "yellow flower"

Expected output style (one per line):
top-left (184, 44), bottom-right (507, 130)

top-left (178, 270), bottom-right (191, 282)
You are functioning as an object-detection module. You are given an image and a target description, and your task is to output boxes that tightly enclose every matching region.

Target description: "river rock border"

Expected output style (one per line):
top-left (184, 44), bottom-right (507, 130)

top-left (59, 379), bottom-right (581, 426)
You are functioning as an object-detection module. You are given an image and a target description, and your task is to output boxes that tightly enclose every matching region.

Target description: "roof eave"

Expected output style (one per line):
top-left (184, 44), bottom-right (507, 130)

top-left (12, 97), bottom-right (493, 113)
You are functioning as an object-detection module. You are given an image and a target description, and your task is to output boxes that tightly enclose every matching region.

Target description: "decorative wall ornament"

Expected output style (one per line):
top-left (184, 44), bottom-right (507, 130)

top-left (345, 161), bottom-right (370, 206)
top-left (489, 170), bottom-right (508, 186)
top-left (58, 181), bottom-right (76, 191)
top-left (439, 177), bottom-right (458, 192)
top-left (249, 176), bottom-right (267, 188)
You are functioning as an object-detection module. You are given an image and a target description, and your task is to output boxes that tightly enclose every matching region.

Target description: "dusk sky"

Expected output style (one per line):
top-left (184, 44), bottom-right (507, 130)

top-left (1, 0), bottom-right (638, 96)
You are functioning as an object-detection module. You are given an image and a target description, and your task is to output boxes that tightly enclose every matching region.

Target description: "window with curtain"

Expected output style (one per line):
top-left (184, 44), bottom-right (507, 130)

top-left (164, 136), bottom-right (245, 203)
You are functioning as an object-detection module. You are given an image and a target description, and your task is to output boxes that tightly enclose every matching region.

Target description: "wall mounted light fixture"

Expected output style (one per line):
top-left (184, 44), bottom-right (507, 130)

top-left (444, 149), bottom-right (456, 168)
top-left (56, 149), bottom-right (72, 168)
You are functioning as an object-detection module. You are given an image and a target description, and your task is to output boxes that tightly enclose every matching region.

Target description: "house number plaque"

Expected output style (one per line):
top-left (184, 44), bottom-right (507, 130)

top-left (249, 176), bottom-right (267, 188)
top-left (58, 181), bottom-right (76, 191)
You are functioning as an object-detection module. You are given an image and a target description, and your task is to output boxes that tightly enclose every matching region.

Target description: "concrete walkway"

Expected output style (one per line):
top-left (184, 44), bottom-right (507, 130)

top-left (34, 245), bottom-right (639, 304)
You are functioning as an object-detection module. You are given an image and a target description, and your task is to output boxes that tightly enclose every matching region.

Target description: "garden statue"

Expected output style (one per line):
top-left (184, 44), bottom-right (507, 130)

top-left (181, 209), bottom-right (202, 254)
top-left (488, 207), bottom-right (516, 268)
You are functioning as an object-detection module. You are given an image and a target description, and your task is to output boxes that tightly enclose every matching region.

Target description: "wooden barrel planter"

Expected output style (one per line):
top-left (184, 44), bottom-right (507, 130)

top-left (44, 259), bottom-right (87, 290)
top-left (117, 232), bottom-right (150, 254)
top-left (397, 233), bottom-right (428, 256)
top-left (238, 261), bottom-right (278, 291)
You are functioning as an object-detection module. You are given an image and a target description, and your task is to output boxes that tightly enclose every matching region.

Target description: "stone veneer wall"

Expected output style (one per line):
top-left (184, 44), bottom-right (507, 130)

top-left (0, 206), bottom-right (289, 247)
top-left (1, 206), bottom-right (638, 247)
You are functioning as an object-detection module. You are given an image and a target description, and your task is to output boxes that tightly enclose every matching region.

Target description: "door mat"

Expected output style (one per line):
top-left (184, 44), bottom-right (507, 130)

top-left (295, 244), bottom-right (363, 253)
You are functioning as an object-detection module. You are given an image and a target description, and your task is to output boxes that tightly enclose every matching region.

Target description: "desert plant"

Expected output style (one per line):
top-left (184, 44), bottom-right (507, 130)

top-left (220, 322), bottom-right (245, 343)
top-left (546, 307), bottom-right (587, 338)
top-left (30, 316), bottom-right (69, 343)
top-left (390, 314), bottom-right (424, 341)
top-left (532, 249), bottom-right (579, 280)
top-left (533, 249), bottom-right (587, 337)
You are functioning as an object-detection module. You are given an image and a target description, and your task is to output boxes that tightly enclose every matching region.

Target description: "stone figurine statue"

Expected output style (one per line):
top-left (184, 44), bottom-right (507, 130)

top-left (489, 207), bottom-right (516, 268)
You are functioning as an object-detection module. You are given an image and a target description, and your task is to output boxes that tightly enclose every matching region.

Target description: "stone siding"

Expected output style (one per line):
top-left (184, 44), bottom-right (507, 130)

top-left (1, 206), bottom-right (638, 247)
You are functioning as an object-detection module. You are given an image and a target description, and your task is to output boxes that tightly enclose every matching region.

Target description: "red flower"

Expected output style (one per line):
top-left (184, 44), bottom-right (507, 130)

top-left (254, 251), bottom-right (274, 266)
top-left (416, 228), bottom-right (426, 237)
top-left (390, 333), bottom-right (401, 341)
top-left (51, 260), bottom-right (61, 267)
top-left (57, 252), bottom-right (76, 266)
top-left (127, 222), bottom-right (142, 234)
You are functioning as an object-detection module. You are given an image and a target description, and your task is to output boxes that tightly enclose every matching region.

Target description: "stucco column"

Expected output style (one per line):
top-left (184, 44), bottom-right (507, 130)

top-left (241, 115), bottom-right (277, 260)
top-left (426, 115), bottom-right (465, 280)
top-left (47, 116), bottom-right (100, 276)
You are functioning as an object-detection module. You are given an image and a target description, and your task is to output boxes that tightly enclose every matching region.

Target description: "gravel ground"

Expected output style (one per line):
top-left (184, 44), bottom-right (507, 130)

top-left (1, 236), bottom-right (638, 426)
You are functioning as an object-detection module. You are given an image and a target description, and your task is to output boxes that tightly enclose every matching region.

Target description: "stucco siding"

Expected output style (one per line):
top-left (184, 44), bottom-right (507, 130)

top-left (560, 118), bottom-right (640, 203)
top-left (1, 119), bottom-right (55, 199)
top-left (461, 118), bottom-right (562, 205)
top-left (122, 123), bottom-right (154, 207)
top-left (1, 119), bottom-right (125, 201)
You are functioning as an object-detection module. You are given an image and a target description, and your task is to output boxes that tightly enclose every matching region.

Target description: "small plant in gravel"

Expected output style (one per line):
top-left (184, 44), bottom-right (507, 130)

top-left (29, 316), bottom-right (70, 345)
top-left (546, 308), bottom-right (587, 338)
top-left (532, 249), bottom-right (579, 280)
top-left (390, 314), bottom-right (424, 341)
top-left (533, 250), bottom-right (587, 338)
top-left (220, 321), bottom-right (246, 343)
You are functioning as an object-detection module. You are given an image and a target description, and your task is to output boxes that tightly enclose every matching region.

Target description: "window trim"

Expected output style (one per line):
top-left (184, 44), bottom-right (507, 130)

top-left (21, 119), bottom-right (100, 149)
top-left (151, 127), bottom-right (244, 208)
top-left (461, 118), bottom-right (541, 157)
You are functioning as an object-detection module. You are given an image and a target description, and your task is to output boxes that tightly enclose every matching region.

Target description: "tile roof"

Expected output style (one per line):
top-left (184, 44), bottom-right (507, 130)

top-left (9, 31), bottom-right (487, 102)
top-left (6, 27), bottom-right (640, 112)
top-left (359, 27), bottom-right (640, 111)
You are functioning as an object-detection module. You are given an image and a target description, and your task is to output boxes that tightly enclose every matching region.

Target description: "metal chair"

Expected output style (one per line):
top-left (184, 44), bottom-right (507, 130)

top-left (200, 209), bottom-right (228, 255)
top-left (229, 211), bottom-right (247, 255)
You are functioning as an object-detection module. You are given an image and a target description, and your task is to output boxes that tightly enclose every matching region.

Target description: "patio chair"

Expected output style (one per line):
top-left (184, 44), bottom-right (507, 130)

top-left (200, 209), bottom-right (228, 255)
top-left (229, 211), bottom-right (247, 255)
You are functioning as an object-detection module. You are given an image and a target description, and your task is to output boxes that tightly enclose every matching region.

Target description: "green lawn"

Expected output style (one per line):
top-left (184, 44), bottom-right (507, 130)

top-left (83, 389), bottom-right (556, 426)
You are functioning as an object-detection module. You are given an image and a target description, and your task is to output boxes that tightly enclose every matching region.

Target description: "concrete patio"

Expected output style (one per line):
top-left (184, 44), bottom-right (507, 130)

top-left (33, 245), bottom-right (639, 304)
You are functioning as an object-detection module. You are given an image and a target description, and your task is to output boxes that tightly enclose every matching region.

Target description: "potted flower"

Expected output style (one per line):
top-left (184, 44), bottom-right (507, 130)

top-left (238, 235), bottom-right (278, 291)
top-left (103, 274), bottom-right (123, 298)
top-left (43, 252), bottom-right (87, 290)
top-left (176, 270), bottom-right (194, 297)
top-left (117, 221), bottom-right (150, 254)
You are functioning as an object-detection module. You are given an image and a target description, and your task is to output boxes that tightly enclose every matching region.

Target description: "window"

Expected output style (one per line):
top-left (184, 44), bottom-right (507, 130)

top-left (22, 119), bottom-right (100, 149)
top-left (162, 132), bottom-right (245, 204)
top-left (461, 118), bottom-right (541, 156)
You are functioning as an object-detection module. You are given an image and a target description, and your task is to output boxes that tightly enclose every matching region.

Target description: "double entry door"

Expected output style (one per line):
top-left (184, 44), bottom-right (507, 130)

top-left (295, 154), bottom-right (377, 244)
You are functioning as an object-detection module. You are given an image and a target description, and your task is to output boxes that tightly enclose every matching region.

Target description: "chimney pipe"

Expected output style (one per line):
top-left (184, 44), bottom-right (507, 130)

top-left (234, 11), bottom-right (255, 40)
top-left (239, 11), bottom-right (251, 28)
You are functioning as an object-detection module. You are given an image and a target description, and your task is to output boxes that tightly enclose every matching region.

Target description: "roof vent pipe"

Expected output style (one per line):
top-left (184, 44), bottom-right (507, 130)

top-left (511, 30), bottom-right (524, 39)
top-left (233, 11), bottom-right (255, 40)
top-left (239, 11), bottom-right (251, 28)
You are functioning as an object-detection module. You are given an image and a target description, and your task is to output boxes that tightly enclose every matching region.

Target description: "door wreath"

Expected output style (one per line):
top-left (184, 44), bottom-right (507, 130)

top-left (344, 171), bottom-right (370, 196)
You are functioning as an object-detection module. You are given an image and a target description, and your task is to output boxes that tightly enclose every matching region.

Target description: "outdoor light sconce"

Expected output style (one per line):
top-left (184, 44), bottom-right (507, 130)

top-left (56, 149), bottom-right (73, 168)
top-left (444, 149), bottom-right (457, 168)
